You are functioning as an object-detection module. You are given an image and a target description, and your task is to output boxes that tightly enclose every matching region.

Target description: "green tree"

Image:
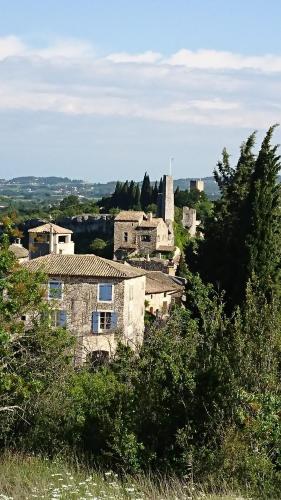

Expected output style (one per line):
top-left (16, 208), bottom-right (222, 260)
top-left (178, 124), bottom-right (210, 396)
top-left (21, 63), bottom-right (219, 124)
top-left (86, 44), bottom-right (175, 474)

top-left (59, 195), bottom-right (80, 211)
top-left (195, 127), bottom-right (281, 306)
top-left (140, 172), bottom-right (152, 210)
top-left (0, 235), bottom-right (74, 447)
top-left (246, 125), bottom-right (281, 296)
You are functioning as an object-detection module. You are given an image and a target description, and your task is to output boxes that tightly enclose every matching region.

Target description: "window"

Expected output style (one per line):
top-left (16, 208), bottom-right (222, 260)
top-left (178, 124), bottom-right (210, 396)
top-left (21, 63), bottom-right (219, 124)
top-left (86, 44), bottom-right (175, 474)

top-left (58, 235), bottom-right (66, 243)
top-left (98, 283), bottom-right (113, 302)
top-left (48, 280), bottom-right (63, 299)
top-left (92, 311), bottom-right (118, 333)
top-left (124, 232), bottom-right (128, 242)
top-left (87, 350), bottom-right (109, 368)
top-left (50, 310), bottom-right (67, 327)
top-left (129, 285), bottom-right (134, 300)
top-left (141, 234), bottom-right (151, 242)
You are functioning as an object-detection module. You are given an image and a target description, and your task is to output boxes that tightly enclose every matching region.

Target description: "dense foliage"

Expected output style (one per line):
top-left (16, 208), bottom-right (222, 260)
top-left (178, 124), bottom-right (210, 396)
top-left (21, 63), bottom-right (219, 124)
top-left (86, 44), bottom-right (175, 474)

top-left (0, 128), bottom-right (280, 498)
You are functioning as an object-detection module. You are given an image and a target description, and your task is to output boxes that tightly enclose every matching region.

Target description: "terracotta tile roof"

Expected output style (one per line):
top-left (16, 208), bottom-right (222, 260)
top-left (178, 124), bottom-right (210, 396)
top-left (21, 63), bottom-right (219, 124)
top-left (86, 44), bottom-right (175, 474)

top-left (114, 211), bottom-right (146, 222)
top-left (137, 218), bottom-right (163, 228)
top-left (28, 223), bottom-right (72, 234)
top-left (22, 254), bottom-right (146, 279)
top-left (144, 271), bottom-right (183, 294)
top-left (157, 245), bottom-right (175, 252)
top-left (9, 244), bottom-right (29, 258)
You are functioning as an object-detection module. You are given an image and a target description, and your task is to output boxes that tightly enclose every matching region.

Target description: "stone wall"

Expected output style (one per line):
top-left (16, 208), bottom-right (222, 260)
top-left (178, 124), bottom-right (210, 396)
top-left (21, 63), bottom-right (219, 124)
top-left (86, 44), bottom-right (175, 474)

top-left (113, 220), bottom-right (138, 253)
top-left (46, 274), bottom-right (145, 363)
top-left (161, 175), bottom-right (174, 222)
top-left (128, 258), bottom-right (174, 274)
top-left (58, 214), bottom-right (113, 236)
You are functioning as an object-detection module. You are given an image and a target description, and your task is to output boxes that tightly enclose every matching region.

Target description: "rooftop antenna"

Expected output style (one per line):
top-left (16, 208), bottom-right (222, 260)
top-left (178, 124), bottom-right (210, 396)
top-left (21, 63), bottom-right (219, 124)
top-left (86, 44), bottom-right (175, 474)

top-left (169, 157), bottom-right (174, 176)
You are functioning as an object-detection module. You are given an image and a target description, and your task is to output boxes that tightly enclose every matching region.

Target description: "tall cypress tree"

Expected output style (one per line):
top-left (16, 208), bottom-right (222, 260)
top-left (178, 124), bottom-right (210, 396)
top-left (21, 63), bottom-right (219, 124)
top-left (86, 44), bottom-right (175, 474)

top-left (246, 125), bottom-right (281, 296)
top-left (128, 180), bottom-right (136, 209)
top-left (134, 184), bottom-right (141, 209)
top-left (152, 181), bottom-right (159, 204)
top-left (194, 127), bottom-right (281, 307)
top-left (140, 172), bottom-right (152, 210)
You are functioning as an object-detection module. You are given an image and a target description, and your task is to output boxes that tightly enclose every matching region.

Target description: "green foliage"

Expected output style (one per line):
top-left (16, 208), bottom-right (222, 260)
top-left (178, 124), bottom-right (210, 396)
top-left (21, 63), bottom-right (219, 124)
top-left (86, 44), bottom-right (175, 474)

top-left (174, 187), bottom-right (213, 224)
top-left (89, 238), bottom-right (107, 255)
top-left (193, 127), bottom-right (281, 307)
top-left (0, 236), bottom-right (74, 447)
top-left (99, 174), bottom-right (162, 212)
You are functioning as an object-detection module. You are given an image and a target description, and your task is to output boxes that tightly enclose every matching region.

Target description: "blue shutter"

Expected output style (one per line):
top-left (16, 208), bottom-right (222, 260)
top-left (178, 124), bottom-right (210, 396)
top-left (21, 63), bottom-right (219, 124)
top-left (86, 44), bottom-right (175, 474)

top-left (92, 312), bottom-right (99, 334)
top-left (99, 284), bottom-right (113, 301)
top-left (111, 312), bottom-right (117, 329)
top-left (59, 310), bottom-right (67, 327)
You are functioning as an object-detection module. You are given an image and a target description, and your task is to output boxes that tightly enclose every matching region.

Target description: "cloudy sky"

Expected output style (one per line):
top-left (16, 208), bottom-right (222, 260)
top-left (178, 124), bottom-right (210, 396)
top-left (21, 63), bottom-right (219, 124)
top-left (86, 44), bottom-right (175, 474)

top-left (0, 0), bottom-right (281, 182)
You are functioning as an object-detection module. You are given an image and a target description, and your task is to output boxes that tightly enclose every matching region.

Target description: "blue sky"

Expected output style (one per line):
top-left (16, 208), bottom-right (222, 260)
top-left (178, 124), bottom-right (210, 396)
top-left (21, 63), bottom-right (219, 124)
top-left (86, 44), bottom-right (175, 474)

top-left (0, 1), bottom-right (281, 181)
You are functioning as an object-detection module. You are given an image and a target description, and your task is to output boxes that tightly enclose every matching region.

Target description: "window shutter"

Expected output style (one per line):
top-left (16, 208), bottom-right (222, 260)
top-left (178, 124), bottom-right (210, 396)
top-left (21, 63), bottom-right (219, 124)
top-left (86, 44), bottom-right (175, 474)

top-left (59, 310), bottom-right (67, 327)
top-left (99, 284), bottom-right (113, 301)
top-left (111, 312), bottom-right (118, 329)
top-left (92, 312), bottom-right (99, 333)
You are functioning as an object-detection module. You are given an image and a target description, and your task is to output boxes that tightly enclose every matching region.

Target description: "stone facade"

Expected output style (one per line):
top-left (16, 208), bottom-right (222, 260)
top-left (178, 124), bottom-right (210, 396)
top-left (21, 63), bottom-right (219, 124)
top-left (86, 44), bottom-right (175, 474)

top-left (160, 174), bottom-right (174, 222)
top-left (29, 223), bottom-right (74, 259)
top-left (190, 179), bottom-right (204, 192)
top-left (114, 211), bottom-right (174, 259)
top-left (182, 207), bottom-right (200, 237)
top-left (45, 273), bottom-right (145, 363)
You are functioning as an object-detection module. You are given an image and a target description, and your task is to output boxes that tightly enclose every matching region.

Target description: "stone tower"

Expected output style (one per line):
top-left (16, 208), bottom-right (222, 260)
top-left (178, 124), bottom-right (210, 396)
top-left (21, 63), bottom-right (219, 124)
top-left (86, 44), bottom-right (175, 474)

top-left (190, 179), bottom-right (204, 192)
top-left (160, 174), bottom-right (174, 222)
top-left (28, 222), bottom-right (75, 259)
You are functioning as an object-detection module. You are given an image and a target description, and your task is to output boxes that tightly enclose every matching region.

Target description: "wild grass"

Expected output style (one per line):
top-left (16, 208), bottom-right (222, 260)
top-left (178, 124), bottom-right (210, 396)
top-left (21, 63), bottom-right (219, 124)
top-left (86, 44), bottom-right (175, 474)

top-left (0, 453), bottom-right (247, 500)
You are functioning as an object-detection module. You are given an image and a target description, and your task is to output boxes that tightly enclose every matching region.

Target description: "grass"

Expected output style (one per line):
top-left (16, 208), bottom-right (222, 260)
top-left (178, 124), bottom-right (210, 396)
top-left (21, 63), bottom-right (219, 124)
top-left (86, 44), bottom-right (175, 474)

top-left (0, 453), bottom-right (247, 500)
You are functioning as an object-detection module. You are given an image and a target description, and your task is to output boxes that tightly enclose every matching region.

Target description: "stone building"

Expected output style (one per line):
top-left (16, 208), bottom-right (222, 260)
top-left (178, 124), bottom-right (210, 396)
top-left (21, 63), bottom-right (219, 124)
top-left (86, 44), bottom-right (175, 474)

top-left (114, 211), bottom-right (174, 259)
top-left (144, 271), bottom-right (184, 317)
top-left (22, 253), bottom-right (146, 363)
top-left (157, 174), bottom-right (175, 222)
top-left (9, 238), bottom-right (29, 262)
top-left (190, 179), bottom-right (204, 192)
top-left (182, 207), bottom-right (200, 237)
top-left (114, 174), bottom-right (175, 260)
top-left (28, 223), bottom-right (75, 259)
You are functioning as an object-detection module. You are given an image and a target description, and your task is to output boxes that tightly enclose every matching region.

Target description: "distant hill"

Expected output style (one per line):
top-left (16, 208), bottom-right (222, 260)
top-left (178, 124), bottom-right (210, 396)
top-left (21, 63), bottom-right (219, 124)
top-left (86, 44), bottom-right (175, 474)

top-left (8, 176), bottom-right (84, 185)
top-left (173, 177), bottom-right (218, 197)
top-left (1, 175), bottom-right (220, 199)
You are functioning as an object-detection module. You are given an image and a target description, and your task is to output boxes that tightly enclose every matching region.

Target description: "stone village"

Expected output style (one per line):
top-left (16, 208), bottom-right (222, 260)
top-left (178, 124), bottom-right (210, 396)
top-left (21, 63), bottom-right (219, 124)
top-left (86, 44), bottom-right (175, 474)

top-left (9, 175), bottom-right (202, 364)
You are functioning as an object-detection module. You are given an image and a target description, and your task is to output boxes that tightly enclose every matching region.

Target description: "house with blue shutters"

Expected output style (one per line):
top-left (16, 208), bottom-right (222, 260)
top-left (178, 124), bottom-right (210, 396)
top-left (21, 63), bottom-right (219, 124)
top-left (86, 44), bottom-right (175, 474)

top-left (23, 253), bottom-right (146, 364)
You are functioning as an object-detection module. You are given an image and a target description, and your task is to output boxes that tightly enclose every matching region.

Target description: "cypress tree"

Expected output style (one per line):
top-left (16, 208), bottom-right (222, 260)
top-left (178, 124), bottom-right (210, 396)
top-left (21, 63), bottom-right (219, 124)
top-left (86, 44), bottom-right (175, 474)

top-left (194, 128), bottom-right (281, 306)
top-left (152, 181), bottom-right (159, 204)
top-left (134, 184), bottom-right (141, 209)
top-left (140, 172), bottom-right (152, 210)
top-left (128, 180), bottom-right (136, 209)
top-left (246, 125), bottom-right (281, 296)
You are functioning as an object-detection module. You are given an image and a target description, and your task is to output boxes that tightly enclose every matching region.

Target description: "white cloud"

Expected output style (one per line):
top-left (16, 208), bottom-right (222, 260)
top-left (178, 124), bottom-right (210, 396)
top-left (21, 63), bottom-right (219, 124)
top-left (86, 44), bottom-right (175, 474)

top-left (164, 48), bottom-right (281, 72)
top-left (106, 51), bottom-right (162, 64)
top-left (0, 35), bottom-right (25, 59)
top-left (0, 36), bottom-right (280, 129)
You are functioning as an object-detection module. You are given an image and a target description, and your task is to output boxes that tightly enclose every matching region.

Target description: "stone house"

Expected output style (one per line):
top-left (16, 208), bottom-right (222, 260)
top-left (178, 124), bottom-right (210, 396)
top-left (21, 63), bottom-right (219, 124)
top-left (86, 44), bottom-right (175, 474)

top-left (28, 223), bottom-right (75, 259)
top-left (144, 271), bottom-right (184, 317)
top-left (9, 238), bottom-right (29, 262)
top-left (23, 253), bottom-right (146, 363)
top-left (114, 211), bottom-right (174, 259)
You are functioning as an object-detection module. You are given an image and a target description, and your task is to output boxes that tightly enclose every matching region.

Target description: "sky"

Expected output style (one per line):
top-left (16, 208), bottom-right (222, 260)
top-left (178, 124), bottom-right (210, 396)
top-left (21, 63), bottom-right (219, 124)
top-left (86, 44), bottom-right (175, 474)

top-left (0, 0), bottom-right (281, 182)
